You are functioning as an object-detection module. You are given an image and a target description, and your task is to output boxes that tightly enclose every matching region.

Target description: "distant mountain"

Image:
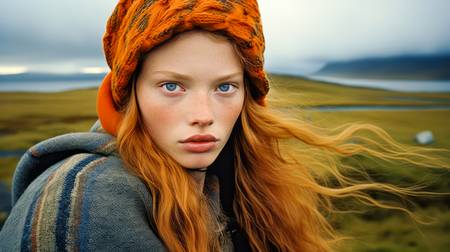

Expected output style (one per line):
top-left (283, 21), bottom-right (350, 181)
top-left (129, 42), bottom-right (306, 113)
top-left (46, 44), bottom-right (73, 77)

top-left (315, 55), bottom-right (450, 80)
top-left (0, 72), bottom-right (107, 82)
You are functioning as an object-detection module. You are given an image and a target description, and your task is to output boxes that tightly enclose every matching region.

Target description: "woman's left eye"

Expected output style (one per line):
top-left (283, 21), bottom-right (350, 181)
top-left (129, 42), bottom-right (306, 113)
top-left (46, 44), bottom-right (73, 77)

top-left (217, 83), bottom-right (236, 93)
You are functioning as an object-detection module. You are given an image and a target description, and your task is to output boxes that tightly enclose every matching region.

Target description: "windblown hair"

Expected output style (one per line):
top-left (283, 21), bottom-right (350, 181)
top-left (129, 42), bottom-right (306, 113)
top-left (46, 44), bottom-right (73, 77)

top-left (116, 35), bottom-right (448, 252)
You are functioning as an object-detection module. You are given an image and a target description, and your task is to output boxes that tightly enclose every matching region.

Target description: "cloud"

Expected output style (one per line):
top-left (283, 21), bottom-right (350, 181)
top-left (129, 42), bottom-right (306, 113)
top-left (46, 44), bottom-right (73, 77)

top-left (0, 66), bottom-right (28, 75)
top-left (1, 0), bottom-right (449, 74)
top-left (0, 0), bottom-right (114, 68)
top-left (259, 0), bottom-right (450, 73)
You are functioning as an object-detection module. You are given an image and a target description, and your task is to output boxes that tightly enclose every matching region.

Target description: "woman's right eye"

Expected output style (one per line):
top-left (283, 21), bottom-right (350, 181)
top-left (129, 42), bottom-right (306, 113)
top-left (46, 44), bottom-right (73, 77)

top-left (160, 82), bottom-right (183, 92)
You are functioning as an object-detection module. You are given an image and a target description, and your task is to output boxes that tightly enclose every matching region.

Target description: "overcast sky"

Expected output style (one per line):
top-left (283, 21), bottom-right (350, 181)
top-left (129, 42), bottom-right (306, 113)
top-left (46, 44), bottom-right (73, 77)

top-left (1, 0), bottom-right (449, 75)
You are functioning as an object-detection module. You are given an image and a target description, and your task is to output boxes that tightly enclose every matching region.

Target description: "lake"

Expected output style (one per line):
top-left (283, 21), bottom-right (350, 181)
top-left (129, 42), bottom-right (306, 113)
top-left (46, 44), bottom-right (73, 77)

top-left (308, 76), bottom-right (450, 92)
top-left (0, 79), bottom-right (101, 92)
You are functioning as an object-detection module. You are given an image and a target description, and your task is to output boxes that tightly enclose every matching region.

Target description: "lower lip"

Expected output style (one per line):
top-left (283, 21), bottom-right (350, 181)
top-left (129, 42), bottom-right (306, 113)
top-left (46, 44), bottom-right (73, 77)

top-left (181, 141), bottom-right (217, 153)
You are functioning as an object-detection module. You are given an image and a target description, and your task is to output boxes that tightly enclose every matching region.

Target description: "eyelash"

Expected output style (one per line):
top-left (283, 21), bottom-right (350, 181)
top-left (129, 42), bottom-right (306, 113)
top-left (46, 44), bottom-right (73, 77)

top-left (216, 83), bottom-right (238, 93)
top-left (159, 82), bottom-right (238, 94)
top-left (160, 82), bottom-right (184, 93)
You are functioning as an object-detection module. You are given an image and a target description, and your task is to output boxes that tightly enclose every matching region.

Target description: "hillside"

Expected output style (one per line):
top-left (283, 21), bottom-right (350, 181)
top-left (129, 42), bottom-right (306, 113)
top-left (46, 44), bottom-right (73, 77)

top-left (315, 55), bottom-right (450, 80)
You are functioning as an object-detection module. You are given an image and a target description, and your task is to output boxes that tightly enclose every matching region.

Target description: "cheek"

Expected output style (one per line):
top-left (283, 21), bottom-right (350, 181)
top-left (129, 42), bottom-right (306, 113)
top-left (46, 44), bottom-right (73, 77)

top-left (146, 104), bottom-right (176, 124)
top-left (137, 94), bottom-right (181, 144)
top-left (216, 97), bottom-right (244, 130)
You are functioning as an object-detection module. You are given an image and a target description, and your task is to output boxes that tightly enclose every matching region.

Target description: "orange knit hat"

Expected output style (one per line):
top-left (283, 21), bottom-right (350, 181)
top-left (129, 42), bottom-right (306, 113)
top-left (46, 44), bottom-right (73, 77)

top-left (97, 0), bottom-right (269, 136)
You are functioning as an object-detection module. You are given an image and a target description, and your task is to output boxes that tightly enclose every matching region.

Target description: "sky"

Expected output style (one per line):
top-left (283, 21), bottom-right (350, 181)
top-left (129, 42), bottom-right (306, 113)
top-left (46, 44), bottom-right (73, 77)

top-left (1, 0), bottom-right (449, 75)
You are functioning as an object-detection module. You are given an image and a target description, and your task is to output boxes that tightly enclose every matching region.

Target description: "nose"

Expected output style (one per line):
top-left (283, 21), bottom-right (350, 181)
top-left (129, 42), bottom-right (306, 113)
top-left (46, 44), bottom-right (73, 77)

top-left (189, 91), bottom-right (214, 127)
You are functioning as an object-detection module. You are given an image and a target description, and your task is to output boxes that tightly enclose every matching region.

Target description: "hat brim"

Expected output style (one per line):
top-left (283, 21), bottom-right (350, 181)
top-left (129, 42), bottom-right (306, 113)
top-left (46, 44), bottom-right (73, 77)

top-left (97, 72), bottom-right (122, 136)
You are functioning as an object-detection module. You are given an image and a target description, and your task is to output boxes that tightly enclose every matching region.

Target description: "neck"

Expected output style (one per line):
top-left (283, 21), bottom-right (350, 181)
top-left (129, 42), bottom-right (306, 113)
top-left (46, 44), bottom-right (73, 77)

top-left (186, 168), bottom-right (208, 191)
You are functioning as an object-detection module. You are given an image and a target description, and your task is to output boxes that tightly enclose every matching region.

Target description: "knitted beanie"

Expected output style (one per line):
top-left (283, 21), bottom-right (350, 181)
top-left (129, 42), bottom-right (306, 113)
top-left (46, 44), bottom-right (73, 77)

top-left (97, 0), bottom-right (269, 136)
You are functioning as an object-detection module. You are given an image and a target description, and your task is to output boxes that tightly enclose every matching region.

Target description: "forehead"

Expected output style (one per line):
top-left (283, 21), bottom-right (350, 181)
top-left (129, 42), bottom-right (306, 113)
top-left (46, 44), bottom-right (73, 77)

top-left (140, 30), bottom-right (244, 79)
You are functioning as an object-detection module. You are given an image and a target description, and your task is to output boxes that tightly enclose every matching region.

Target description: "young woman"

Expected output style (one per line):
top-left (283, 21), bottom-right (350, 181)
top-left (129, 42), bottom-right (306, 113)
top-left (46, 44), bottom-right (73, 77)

top-left (0, 0), bottom-right (446, 251)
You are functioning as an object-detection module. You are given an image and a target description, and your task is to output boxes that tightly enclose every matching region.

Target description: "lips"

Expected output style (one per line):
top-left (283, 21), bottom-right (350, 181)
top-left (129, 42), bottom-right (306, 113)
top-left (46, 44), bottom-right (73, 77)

top-left (180, 134), bottom-right (218, 143)
top-left (179, 134), bottom-right (218, 153)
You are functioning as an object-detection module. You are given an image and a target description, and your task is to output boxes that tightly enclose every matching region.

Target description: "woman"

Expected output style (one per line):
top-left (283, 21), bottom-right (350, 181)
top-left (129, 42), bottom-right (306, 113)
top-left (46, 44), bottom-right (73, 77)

top-left (0, 0), bottom-right (446, 251)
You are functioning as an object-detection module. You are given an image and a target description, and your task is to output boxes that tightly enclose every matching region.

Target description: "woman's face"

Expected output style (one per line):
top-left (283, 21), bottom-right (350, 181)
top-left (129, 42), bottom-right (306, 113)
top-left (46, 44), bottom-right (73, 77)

top-left (135, 30), bottom-right (245, 169)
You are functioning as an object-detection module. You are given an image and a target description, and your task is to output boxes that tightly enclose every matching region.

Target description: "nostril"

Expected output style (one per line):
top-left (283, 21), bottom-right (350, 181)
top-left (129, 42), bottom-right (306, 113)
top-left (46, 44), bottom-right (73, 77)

top-left (192, 118), bottom-right (213, 127)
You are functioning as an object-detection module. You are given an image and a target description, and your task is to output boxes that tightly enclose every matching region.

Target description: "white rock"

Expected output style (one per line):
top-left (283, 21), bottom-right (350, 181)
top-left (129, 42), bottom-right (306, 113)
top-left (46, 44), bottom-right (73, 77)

top-left (415, 131), bottom-right (434, 145)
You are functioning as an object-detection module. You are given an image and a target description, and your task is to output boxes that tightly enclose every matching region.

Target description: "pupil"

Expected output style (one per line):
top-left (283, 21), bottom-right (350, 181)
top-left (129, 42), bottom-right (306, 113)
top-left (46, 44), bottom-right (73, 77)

top-left (219, 84), bottom-right (230, 92)
top-left (166, 83), bottom-right (177, 91)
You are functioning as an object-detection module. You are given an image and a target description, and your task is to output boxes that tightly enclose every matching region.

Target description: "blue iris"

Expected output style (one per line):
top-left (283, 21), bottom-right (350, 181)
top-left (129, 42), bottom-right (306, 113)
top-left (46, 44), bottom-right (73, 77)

top-left (164, 83), bottom-right (178, 91)
top-left (218, 83), bottom-right (231, 92)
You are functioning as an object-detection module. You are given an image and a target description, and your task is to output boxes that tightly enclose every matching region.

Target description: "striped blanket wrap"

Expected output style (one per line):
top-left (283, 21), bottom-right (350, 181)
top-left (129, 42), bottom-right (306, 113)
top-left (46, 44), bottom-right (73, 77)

top-left (0, 122), bottom-right (167, 251)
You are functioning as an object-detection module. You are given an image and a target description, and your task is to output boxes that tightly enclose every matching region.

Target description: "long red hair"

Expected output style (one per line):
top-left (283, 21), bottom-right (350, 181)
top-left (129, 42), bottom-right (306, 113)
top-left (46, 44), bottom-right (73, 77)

top-left (116, 35), bottom-right (448, 252)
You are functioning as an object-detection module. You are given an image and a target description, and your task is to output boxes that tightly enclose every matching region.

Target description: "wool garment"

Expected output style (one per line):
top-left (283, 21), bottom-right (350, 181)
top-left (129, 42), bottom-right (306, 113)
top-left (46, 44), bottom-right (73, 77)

top-left (0, 121), bottom-right (241, 251)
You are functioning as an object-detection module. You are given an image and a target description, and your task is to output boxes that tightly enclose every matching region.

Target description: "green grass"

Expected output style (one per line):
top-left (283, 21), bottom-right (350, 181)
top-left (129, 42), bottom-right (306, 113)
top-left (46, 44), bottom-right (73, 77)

top-left (334, 206), bottom-right (450, 252)
top-left (0, 88), bottom-right (98, 150)
top-left (306, 110), bottom-right (450, 148)
top-left (0, 75), bottom-right (449, 250)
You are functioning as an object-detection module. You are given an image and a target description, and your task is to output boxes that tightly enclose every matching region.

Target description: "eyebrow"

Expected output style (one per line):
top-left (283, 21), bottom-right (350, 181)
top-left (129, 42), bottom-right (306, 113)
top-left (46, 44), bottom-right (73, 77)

top-left (151, 70), bottom-right (244, 82)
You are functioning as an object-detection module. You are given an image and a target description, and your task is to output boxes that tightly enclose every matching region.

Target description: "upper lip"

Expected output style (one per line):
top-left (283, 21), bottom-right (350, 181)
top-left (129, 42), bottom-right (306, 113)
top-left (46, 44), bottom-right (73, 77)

top-left (180, 134), bottom-right (218, 143)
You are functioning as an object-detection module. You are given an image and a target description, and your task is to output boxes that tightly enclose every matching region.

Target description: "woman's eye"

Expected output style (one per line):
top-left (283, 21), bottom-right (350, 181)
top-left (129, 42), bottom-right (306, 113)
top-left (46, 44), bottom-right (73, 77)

top-left (217, 83), bottom-right (235, 93)
top-left (161, 82), bottom-right (181, 92)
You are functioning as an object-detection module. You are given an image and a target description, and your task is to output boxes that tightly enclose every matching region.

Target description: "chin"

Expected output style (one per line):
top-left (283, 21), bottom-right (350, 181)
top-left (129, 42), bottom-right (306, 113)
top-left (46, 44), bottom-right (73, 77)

top-left (176, 153), bottom-right (218, 169)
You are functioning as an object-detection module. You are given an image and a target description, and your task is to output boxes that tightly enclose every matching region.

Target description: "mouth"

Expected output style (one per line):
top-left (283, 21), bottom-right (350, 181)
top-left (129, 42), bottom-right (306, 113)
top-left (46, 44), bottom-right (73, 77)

top-left (179, 134), bottom-right (219, 153)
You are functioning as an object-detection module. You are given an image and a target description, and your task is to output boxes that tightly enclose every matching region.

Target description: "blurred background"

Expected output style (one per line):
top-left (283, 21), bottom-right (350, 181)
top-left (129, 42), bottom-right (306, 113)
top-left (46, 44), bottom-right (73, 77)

top-left (1, 0), bottom-right (449, 251)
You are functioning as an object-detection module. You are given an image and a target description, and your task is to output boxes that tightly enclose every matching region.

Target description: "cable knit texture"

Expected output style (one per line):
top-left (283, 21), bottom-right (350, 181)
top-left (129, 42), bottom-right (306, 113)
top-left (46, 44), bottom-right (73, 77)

top-left (97, 0), bottom-right (269, 135)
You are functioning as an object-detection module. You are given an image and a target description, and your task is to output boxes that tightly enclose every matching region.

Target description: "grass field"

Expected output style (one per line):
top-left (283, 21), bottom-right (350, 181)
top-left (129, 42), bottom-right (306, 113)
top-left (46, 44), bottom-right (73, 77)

top-left (1, 74), bottom-right (449, 251)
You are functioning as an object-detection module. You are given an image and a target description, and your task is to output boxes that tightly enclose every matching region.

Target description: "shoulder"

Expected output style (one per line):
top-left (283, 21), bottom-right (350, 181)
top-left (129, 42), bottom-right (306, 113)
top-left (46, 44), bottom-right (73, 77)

top-left (1, 153), bottom-right (166, 251)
